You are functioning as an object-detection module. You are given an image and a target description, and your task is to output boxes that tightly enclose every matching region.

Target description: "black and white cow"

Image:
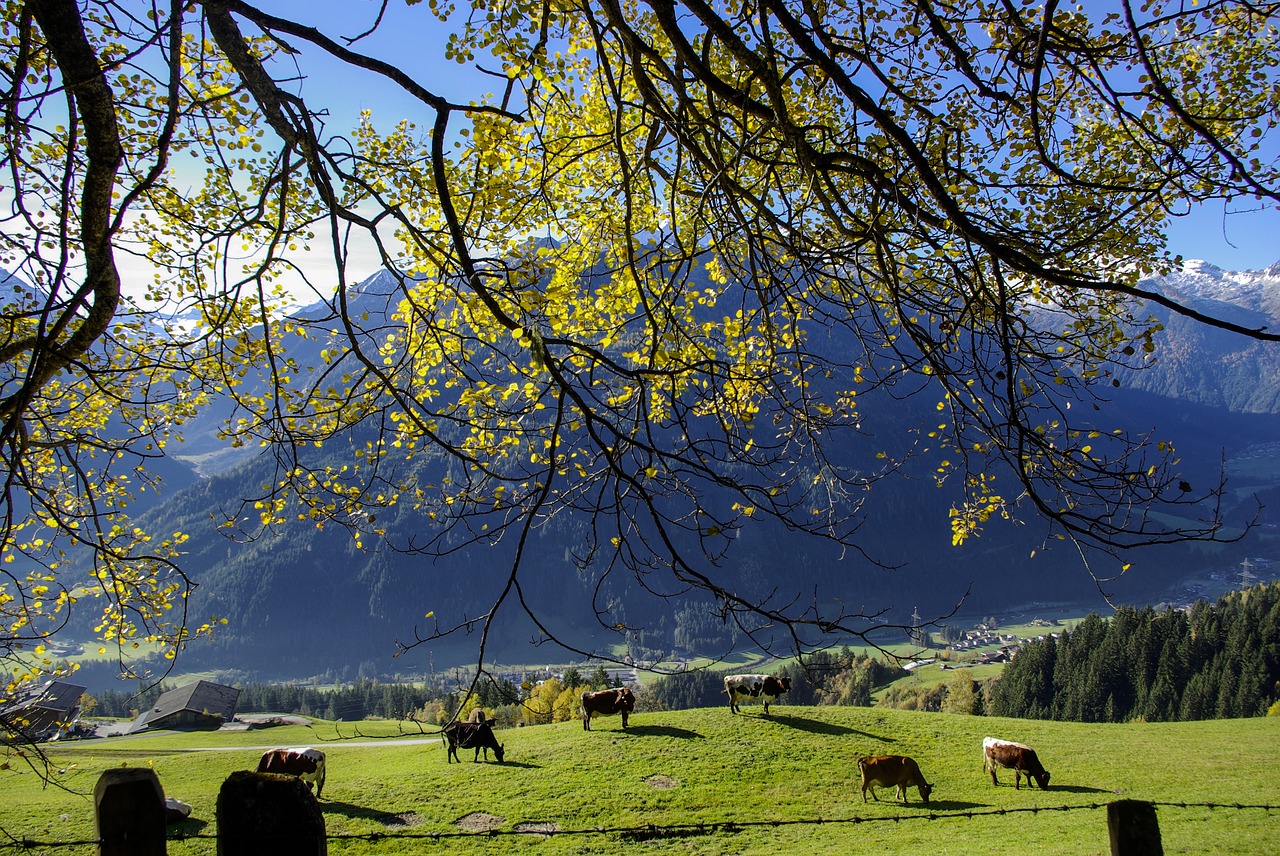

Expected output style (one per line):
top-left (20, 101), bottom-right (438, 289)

top-left (723, 674), bottom-right (791, 714)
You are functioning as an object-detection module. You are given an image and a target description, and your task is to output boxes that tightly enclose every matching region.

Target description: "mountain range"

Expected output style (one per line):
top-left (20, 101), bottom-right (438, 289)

top-left (64, 260), bottom-right (1280, 686)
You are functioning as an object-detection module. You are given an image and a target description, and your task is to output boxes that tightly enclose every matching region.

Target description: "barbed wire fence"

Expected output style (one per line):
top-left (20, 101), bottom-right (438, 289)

top-left (1, 800), bottom-right (1275, 852)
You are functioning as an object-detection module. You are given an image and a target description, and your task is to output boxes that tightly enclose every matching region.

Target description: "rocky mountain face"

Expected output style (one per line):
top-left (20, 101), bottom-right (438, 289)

top-left (63, 260), bottom-right (1280, 684)
top-left (1129, 260), bottom-right (1280, 414)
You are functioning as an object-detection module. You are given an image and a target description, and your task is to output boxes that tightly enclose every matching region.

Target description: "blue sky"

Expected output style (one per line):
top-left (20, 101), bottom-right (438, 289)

top-left (260, 1), bottom-right (1279, 273)
top-left (1165, 204), bottom-right (1279, 270)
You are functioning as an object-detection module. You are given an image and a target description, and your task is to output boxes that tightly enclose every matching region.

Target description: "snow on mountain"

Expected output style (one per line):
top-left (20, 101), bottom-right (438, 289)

top-left (1146, 258), bottom-right (1280, 318)
top-left (1126, 258), bottom-right (1280, 414)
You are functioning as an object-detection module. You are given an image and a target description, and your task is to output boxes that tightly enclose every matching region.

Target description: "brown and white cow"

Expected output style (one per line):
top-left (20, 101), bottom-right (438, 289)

top-left (858, 754), bottom-right (933, 804)
top-left (723, 674), bottom-right (791, 714)
top-left (256, 747), bottom-right (327, 797)
top-left (983, 737), bottom-right (1051, 790)
top-left (443, 720), bottom-right (506, 763)
top-left (580, 687), bottom-right (636, 731)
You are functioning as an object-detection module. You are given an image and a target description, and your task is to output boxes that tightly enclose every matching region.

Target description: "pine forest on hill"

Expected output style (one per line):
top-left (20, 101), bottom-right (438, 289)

top-left (989, 583), bottom-right (1280, 723)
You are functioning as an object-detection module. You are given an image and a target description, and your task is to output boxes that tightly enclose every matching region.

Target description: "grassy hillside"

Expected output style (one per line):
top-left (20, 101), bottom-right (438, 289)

top-left (3, 705), bottom-right (1277, 855)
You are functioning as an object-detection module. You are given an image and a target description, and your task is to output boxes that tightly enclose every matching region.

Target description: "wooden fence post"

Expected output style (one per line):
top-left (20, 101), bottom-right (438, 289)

top-left (217, 770), bottom-right (327, 855)
top-left (1108, 799), bottom-right (1163, 856)
top-left (94, 767), bottom-right (167, 856)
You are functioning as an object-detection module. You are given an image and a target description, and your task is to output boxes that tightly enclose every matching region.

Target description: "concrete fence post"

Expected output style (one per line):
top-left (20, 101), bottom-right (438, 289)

top-left (216, 770), bottom-right (327, 855)
top-left (1108, 799), bottom-right (1163, 856)
top-left (94, 767), bottom-right (167, 856)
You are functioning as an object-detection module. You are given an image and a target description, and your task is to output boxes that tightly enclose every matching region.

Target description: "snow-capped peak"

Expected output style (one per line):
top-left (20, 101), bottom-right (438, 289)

top-left (1145, 257), bottom-right (1280, 314)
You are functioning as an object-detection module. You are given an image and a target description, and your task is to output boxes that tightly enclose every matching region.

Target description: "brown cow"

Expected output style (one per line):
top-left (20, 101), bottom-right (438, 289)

top-left (983, 737), bottom-right (1050, 789)
top-left (256, 747), bottom-right (326, 797)
top-left (723, 674), bottom-right (791, 714)
top-left (580, 687), bottom-right (636, 731)
top-left (858, 754), bottom-right (933, 803)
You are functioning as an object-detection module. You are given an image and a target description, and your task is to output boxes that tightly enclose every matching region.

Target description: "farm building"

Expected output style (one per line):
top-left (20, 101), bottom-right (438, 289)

top-left (2, 680), bottom-right (87, 742)
top-left (129, 680), bottom-right (241, 733)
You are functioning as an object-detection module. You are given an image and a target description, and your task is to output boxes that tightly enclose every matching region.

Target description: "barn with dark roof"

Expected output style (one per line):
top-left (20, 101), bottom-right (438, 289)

top-left (129, 680), bottom-right (241, 733)
top-left (1, 680), bottom-right (86, 741)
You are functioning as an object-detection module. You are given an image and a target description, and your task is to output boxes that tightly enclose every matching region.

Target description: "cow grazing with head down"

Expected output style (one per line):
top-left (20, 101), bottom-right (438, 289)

top-left (459, 709), bottom-right (498, 759)
top-left (983, 737), bottom-right (1050, 790)
top-left (443, 720), bottom-right (506, 763)
top-left (857, 754), bottom-right (933, 804)
top-left (256, 747), bottom-right (326, 797)
top-left (580, 687), bottom-right (636, 731)
top-left (723, 674), bottom-right (791, 714)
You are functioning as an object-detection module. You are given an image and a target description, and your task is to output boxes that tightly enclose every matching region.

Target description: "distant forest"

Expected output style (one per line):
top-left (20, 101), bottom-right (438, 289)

top-left (90, 677), bottom-right (503, 724)
top-left (88, 585), bottom-right (1280, 725)
top-left (90, 667), bottom-right (618, 726)
top-left (989, 583), bottom-right (1280, 722)
top-left (643, 585), bottom-right (1280, 722)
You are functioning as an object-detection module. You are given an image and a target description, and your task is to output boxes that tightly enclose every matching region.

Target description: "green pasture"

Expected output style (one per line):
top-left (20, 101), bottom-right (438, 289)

top-left (873, 661), bottom-right (1006, 700)
top-left (2, 706), bottom-right (1276, 855)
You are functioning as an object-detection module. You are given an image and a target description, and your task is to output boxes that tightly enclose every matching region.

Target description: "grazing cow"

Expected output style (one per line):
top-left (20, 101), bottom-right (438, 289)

top-left (723, 674), bottom-right (791, 714)
top-left (461, 709), bottom-right (495, 759)
top-left (443, 720), bottom-right (506, 763)
top-left (857, 754), bottom-right (934, 804)
top-left (256, 747), bottom-right (326, 797)
top-left (983, 737), bottom-right (1051, 790)
top-left (580, 687), bottom-right (636, 731)
top-left (163, 797), bottom-right (192, 824)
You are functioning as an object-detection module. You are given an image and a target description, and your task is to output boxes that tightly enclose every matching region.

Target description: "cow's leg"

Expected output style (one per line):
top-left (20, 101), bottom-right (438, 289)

top-left (621, 709), bottom-right (628, 729)
top-left (897, 784), bottom-right (908, 803)
top-left (1013, 769), bottom-right (1022, 789)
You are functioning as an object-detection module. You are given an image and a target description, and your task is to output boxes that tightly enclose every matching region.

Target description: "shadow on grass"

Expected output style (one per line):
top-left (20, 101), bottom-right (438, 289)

top-left (890, 799), bottom-right (988, 811)
top-left (318, 800), bottom-right (412, 822)
top-left (443, 759), bottom-right (542, 770)
top-left (764, 714), bottom-right (880, 738)
top-left (1041, 784), bottom-right (1112, 795)
top-left (166, 816), bottom-right (210, 838)
top-left (620, 824), bottom-right (734, 842)
top-left (624, 725), bottom-right (705, 740)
